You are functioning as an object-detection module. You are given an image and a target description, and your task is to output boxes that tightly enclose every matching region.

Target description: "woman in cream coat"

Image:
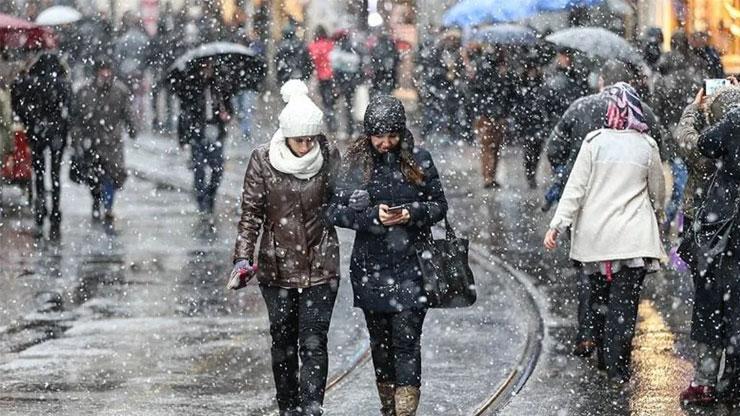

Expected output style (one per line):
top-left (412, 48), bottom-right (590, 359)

top-left (544, 82), bottom-right (666, 383)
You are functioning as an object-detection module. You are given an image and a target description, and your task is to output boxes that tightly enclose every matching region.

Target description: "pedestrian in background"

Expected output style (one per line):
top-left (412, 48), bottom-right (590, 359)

top-left (177, 61), bottom-right (232, 219)
top-left (232, 80), bottom-right (340, 416)
top-left (71, 58), bottom-right (137, 233)
top-left (328, 95), bottom-right (447, 416)
top-left (544, 83), bottom-right (666, 383)
top-left (11, 53), bottom-right (71, 240)
top-left (369, 32), bottom-right (399, 96)
top-left (467, 44), bottom-right (515, 188)
top-left (308, 25), bottom-right (336, 133)
top-left (330, 31), bottom-right (362, 138)
top-left (275, 25), bottom-right (313, 86)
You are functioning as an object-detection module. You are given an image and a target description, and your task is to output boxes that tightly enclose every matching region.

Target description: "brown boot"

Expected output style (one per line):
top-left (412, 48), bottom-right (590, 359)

top-left (395, 386), bottom-right (420, 416)
top-left (377, 382), bottom-right (395, 416)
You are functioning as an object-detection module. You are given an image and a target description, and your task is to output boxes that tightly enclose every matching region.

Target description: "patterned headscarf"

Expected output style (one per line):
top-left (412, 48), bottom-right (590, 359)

top-left (601, 82), bottom-right (649, 133)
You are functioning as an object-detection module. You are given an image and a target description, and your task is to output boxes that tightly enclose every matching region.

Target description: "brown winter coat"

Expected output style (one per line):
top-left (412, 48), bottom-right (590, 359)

top-left (71, 80), bottom-right (136, 188)
top-left (233, 139), bottom-right (341, 289)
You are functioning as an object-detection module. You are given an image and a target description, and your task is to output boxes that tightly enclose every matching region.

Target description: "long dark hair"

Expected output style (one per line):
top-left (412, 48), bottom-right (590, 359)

top-left (342, 131), bottom-right (425, 186)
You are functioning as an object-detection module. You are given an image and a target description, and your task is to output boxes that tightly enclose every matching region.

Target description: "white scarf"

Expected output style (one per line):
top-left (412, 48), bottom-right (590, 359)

top-left (268, 129), bottom-right (324, 180)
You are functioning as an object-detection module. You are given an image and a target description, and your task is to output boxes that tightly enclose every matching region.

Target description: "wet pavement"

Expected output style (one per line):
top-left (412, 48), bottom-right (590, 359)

top-left (0, 121), bottom-right (731, 416)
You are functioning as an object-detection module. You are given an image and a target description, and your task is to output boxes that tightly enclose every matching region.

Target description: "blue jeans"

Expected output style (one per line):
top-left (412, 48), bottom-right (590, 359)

top-left (545, 164), bottom-right (567, 204)
top-left (666, 158), bottom-right (688, 224)
top-left (191, 138), bottom-right (224, 213)
top-left (235, 91), bottom-right (257, 139)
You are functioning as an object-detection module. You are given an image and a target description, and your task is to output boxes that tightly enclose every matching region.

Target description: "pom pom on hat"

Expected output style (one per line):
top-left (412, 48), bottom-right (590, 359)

top-left (278, 79), bottom-right (324, 137)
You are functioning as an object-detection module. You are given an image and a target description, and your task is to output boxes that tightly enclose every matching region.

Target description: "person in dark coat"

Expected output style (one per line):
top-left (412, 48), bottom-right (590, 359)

top-left (690, 31), bottom-right (724, 79)
top-left (11, 53), bottom-right (71, 240)
top-left (696, 105), bottom-right (740, 409)
top-left (177, 61), bottom-right (233, 217)
top-left (543, 59), bottom-right (665, 359)
top-left (467, 44), bottom-right (516, 188)
top-left (71, 58), bottom-right (137, 233)
top-left (369, 33), bottom-right (400, 96)
top-left (545, 59), bottom-right (665, 211)
top-left (232, 80), bottom-right (340, 416)
top-left (327, 95), bottom-right (447, 416)
top-left (329, 31), bottom-right (362, 138)
top-left (524, 46), bottom-right (589, 189)
top-left (275, 25), bottom-right (314, 86)
top-left (676, 82), bottom-right (740, 406)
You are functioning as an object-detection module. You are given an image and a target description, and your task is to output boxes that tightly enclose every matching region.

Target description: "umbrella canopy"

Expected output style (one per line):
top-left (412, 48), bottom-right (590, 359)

top-left (166, 42), bottom-right (266, 95)
top-left (545, 27), bottom-right (644, 65)
top-left (0, 13), bottom-right (53, 48)
top-left (443, 0), bottom-right (604, 28)
top-left (465, 24), bottom-right (538, 45)
top-left (35, 6), bottom-right (82, 26)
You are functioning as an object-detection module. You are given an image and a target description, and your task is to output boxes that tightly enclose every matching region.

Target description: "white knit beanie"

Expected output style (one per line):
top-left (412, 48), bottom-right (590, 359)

top-left (278, 79), bottom-right (324, 137)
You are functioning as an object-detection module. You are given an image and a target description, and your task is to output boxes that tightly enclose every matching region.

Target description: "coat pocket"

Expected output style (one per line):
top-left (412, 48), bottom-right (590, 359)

top-left (311, 228), bottom-right (340, 278)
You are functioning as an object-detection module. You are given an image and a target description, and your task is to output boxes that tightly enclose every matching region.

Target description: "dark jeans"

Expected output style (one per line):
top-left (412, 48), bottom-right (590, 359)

top-left (261, 283), bottom-right (338, 415)
top-left (318, 80), bottom-right (336, 132)
top-left (364, 309), bottom-right (427, 387)
top-left (29, 132), bottom-right (65, 227)
top-left (522, 134), bottom-right (545, 185)
top-left (584, 267), bottom-right (645, 381)
top-left (190, 137), bottom-right (224, 213)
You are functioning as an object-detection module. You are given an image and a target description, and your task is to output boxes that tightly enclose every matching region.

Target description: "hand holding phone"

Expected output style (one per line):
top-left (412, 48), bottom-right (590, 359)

top-left (379, 204), bottom-right (410, 226)
top-left (386, 205), bottom-right (405, 214)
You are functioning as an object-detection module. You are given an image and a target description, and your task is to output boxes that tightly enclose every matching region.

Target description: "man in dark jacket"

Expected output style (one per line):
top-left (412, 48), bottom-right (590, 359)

top-left (12, 53), bottom-right (71, 240)
top-left (545, 59), bottom-right (665, 210)
top-left (177, 61), bottom-right (233, 217)
top-left (369, 33), bottom-right (400, 96)
top-left (275, 25), bottom-right (313, 85)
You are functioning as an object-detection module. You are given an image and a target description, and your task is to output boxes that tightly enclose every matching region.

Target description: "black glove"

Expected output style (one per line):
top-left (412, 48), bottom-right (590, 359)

top-left (348, 190), bottom-right (370, 211)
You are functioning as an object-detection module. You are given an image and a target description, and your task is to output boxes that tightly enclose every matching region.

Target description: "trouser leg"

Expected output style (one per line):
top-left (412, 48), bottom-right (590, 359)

top-left (475, 116), bottom-right (503, 186)
top-left (588, 273), bottom-right (610, 367)
top-left (522, 134), bottom-right (544, 185)
top-left (205, 141), bottom-right (224, 214)
top-left (576, 266), bottom-right (596, 343)
top-left (261, 285), bottom-right (300, 412)
top-left (298, 284), bottom-right (338, 416)
top-left (364, 311), bottom-right (396, 384)
top-left (693, 342), bottom-right (723, 387)
top-left (49, 144), bottom-right (63, 226)
top-left (318, 80), bottom-right (336, 133)
top-left (391, 309), bottom-right (426, 388)
top-left (30, 141), bottom-right (47, 226)
top-left (603, 267), bottom-right (645, 381)
top-left (190, 142), bottom-right (207, 212)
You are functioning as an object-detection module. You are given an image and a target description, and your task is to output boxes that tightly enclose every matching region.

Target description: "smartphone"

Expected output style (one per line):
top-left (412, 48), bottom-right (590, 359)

top-left (705, 78), bottom-right (730, 96)
top-left (386, 205), bottom-right (405, 214)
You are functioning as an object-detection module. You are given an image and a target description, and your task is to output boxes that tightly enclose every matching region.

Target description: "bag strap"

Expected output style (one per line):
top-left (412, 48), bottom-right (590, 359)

top-left (444, 215), bottom-right (457, 240)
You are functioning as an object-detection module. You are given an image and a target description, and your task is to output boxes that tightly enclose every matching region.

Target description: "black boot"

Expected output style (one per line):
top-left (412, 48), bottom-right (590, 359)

top-left (103, 212), bottom-right (116, 235)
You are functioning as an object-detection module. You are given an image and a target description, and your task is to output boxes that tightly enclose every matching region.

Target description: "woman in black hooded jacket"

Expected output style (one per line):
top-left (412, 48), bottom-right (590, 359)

top-left (327, 95), bottom-right (447, 416)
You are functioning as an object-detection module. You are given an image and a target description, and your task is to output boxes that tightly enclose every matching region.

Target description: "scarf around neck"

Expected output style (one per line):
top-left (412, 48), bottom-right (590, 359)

top-left (268, 129), bottom-right (324, 180)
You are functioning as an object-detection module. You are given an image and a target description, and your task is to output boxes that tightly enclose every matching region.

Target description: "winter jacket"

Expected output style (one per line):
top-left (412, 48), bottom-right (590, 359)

top-left (549, 129), bottom-right (666, 263)
top-left (71, 80), bottom-right (136, 188)
top-left (369, 35), bottom-right (399, 94)
top-left (275, 37), bottom-right (314, 85)
top-left (11, 54), bottom-right (71, 146)
top-left (696, 107), bottom-right (740, 226)
top-left (327, 131), bottom-right (447, 312)
top-left (651, 63), bottom-right (703, 137)
top-left (308, 38), bottom-right (334, 81)
top-left (674, 103), bottom-right (716, 217)
top-left (467, 50), bottom-right (516, 120)
top-left (546, 92), bottom-right (665, 183)
top-left (233, 140), bottom-right (341, 289)
top-left (177, 80), bottom-right (233, 146)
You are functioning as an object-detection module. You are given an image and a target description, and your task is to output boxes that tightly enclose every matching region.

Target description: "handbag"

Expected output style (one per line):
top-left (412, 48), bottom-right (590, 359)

top-left (416, 216), bottom-right (477, 308)
top-left (69, 146), bottom-right (92, 185)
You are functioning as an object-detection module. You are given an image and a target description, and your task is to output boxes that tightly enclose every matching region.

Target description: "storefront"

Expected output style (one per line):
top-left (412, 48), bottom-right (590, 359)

top-left (651, 0), bottom-right (740, 73)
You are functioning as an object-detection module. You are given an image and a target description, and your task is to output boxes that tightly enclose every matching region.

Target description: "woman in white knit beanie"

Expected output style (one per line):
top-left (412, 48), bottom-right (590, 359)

top-left (231, 79), bottom-right (341, 416)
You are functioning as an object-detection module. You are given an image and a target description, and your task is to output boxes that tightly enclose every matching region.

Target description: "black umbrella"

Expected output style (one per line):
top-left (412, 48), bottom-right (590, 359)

top-left (465, 24), bottom-right (538, 45)
top-left (165, 41), bottom-right (266, 96)
top-left (545, 27), bottom-right (644, 66)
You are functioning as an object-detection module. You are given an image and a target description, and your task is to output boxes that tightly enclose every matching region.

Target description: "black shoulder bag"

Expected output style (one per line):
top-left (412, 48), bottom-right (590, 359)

top-left (416, 216), bottom-right (477, 308)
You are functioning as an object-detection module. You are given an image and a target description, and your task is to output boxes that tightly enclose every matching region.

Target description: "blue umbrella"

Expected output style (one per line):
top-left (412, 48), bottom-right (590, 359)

top-left (443, 0), bottom-right (605, 28)
top-left (536, 0), bottom-right (604, 11)
top-left (442, 0), bottom-right (537, 28)
top-left (465, 24), bottom-right (539, 45)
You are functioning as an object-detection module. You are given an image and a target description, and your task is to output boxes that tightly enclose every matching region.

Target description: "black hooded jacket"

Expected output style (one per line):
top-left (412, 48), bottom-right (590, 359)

top-left (327, 130), bottom-right (447, 312)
